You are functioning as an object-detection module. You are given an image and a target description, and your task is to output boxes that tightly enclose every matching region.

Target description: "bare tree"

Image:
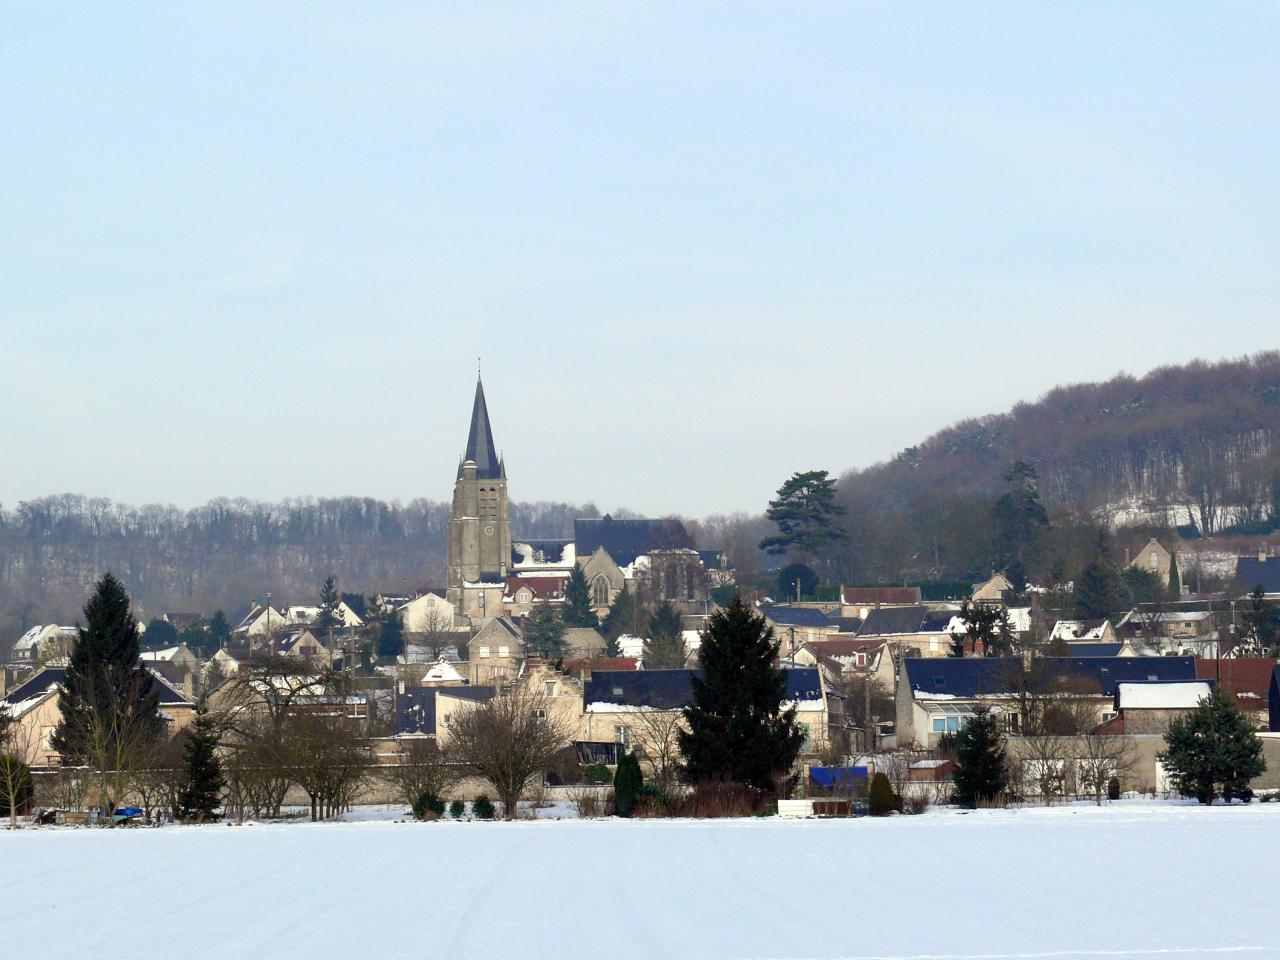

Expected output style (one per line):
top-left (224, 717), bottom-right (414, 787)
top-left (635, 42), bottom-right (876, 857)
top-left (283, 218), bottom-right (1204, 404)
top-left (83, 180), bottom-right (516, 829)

top-left (0, 714), bottom-right (40, 827)
top-left (416, 608), bottom-right (456, 662)
top-left (1018, 734), bottom-right (1072, 805)
top-left (281, 710), bottom-right (368, 821)
top-left (132, 732), bottom-right (187, 823)
top-left (1073, 734), bottom-right (1137, 804)
top-left (448, 689), bottom-right (572, 819)
top-left (385, 737), bottom-right (458, 807)
top-left (630, 709), bottom-right (686, 791)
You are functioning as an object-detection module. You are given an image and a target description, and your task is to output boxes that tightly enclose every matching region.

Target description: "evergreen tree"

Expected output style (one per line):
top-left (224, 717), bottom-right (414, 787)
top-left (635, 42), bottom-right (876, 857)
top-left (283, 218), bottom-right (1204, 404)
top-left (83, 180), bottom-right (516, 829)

top-left (523, 603), bottom-right (565, 659)
top-left (1159, 688), bottom-right (1265, 803)
top-left (178, 711), bottom-right (225, 822)
top-left (1073, 542), bottom-right (1122, 620)
top-left (868, 771), bottom-right (895, 816)
top-left (613, 751), bottom-right (644, 817)
top-left (563, 566), bottom-right (597, 628)
top-left (991, 461), bottom-right (1050, 581)
top-left (207, 610), bottom-right (231, 649)
top-left (643, 602), bottom-right (687, 669)
top-left (599, 587), bottom-right (644, 657)
top-left (678, 597), bottom-right (804, 792)
top-left (52, 573), bottom-right (162, 764)
top-left (142, 617), bottom-right (178, 650)
top-left (376, 608), bottom-right (405, 659)
top-left (952, 707), bottom-right (1008, 808)
top-left (1166, 553), bottom-right (1182, 600)
top-left (758, 470), bottom-right (848, 563)
top-left (775, 563), bottom-right (817, 602)
top-left (316, 575), bottom-right (343, 635)
top-left (948, 599), bottom-right (1015, 657)
top-left (1237, 586), bottom-right (1276, 657)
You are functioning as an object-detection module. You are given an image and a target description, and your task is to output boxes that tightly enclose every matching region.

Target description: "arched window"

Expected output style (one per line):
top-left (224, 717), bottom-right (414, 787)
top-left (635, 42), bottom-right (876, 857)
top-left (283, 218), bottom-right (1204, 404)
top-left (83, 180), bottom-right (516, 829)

top-left (665, 566), bottom-right (678, 601)
top-left (686, 565), bottom-right (696, 600)
top-left (592, 576), bottom-right (611, 608)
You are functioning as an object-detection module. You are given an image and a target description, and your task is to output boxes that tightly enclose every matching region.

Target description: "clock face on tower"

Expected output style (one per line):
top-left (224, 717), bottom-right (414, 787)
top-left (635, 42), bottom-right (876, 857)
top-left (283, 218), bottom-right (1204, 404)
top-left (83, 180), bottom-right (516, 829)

top-left (484, 525), bottom-right (495, 536)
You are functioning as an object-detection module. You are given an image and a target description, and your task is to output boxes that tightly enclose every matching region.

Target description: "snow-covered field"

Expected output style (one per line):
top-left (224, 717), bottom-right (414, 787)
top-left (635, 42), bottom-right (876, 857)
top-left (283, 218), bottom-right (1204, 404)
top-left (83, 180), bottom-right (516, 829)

top-left (4, 802), bottom-right (1280, 960)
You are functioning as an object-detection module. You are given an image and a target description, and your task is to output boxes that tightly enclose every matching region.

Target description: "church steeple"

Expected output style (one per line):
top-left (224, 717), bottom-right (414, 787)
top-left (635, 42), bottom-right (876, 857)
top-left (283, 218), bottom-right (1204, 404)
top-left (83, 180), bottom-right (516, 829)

top-left (461, 375), bottom-right (503, 479)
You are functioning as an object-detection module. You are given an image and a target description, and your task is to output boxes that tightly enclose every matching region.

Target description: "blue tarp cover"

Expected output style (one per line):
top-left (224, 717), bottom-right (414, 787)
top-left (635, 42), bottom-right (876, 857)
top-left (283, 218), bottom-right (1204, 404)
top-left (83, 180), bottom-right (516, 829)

top-left (808, 766), bottom-right (868, 788)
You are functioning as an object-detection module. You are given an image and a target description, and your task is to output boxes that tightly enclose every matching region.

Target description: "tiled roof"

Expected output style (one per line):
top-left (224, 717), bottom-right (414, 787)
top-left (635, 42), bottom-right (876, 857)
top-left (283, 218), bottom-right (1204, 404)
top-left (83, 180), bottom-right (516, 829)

top-left (858, 605), bottom-right (931, 636)
top-left (758, 604), bottom-right (836, 629)
top-left (574, 516), bottom-right (695, 568)
top-left (1066, 642), bottom-right (1123, 658)
top-left (585, 668), bottom-right (822, 710)
top-left (3, 666), bottom-right (193, 708)
top-left (460, 376), bottom-right (504, 480)
top-left (1236, 556), bottom-right (1280, 595)
top-left (904, 656), bottom-right (1197, 699)
top-left (842, 586), bottom-right (923, 606)
top-left (505, 576), bottom-right (566, 601)
top-left (1195, 659), bottom-right (1279, 705)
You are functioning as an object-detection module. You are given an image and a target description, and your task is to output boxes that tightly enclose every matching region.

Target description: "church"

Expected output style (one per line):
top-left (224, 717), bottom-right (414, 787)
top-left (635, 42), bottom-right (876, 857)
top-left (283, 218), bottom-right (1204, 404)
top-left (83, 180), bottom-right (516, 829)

top-left (444, 375), bottom-right (730, 631)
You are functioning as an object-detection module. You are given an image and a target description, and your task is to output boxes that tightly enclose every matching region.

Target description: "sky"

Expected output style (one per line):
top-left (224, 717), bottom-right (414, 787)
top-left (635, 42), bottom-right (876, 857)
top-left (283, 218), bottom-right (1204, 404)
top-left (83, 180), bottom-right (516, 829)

top-left (3, 4), bottom-right (1278, 518)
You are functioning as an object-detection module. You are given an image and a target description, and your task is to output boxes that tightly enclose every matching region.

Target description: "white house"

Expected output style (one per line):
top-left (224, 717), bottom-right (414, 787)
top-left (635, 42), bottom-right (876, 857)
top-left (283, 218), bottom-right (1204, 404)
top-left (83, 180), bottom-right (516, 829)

top-left (11, 625), bottom-right (77, 662)
top-left (399, 592), bottom-right (457, 633)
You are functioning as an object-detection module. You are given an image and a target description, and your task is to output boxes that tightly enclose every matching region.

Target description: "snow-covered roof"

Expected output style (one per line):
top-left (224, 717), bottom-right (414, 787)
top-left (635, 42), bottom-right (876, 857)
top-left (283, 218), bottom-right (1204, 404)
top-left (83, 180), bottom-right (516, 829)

top-left (1117, 680), bottom-right (1212, 710)
top-left (1050, 619), bottom-right (1111, 642)
top-left (13, 624), bottom-right (76, 651)
top-left (139, 646), bottom-right (184, 661)
top-left (421, 659), bottom-right (465, 683)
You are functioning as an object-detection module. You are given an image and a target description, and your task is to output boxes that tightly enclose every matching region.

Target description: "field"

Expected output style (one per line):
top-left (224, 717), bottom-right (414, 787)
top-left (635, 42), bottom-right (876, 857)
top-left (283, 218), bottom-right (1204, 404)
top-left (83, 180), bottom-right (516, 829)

top-left (3, 802), bottom-right (1279, 960)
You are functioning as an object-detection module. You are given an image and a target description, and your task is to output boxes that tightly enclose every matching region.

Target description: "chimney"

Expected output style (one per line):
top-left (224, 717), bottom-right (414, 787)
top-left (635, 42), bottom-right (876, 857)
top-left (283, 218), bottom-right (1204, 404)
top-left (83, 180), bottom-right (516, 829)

top-left (1123, 547), bottom-right (1131, 565)
top-left (1261, 547), bottom-right (1269, 563)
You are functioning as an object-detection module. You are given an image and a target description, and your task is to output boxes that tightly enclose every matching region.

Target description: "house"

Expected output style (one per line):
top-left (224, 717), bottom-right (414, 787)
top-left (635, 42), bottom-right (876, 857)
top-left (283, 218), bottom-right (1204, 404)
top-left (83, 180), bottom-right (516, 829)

top-left (1128, 537), bottom-right (1175, 589)
top-left (504, 576), bottom-right (567, 617)
top-left (11, 625), bottom-right (77, 663)
top-left (972, 573), bottom-right (1014, 604)
top-left (399, 591), bottom-right (457, 633)
top-left (232, 604), bottom-right (288, 641)
top-left (433, 686), bottom-right (499, 745)
top-left (1050, 619), bottom-right (1118, 645)
top-left (283, 601), bottom-right (365, 629)
top-left (582, 667), bottom-right (837, 761)
top-left (895, 655), bottom-right (1197, 747)
top-left (840, 586), bottom-right (922, 620)
top-left (857, 605), bottom-right (962, 658)
top-left (1117, 610), bottom-right (1220, 657)
top-left (1195, 658), bottom-right (1279, 728)
top-left (1114, 680), bottom-right (1213, 734)
top-left (138, 644), bottom-right (199, 673)
top-left (1235, 548), bottom-right (1280, 598)
top-left (1, 666), bottom-right (196, 766)
top-left (276, 629), bottom-right (331, 663)
top-left (561, 656), bottom-right (641, 681)
top-left (758, 604), bottom-right (838, 656)
top-left (467, 616), bottom-right (523, 685)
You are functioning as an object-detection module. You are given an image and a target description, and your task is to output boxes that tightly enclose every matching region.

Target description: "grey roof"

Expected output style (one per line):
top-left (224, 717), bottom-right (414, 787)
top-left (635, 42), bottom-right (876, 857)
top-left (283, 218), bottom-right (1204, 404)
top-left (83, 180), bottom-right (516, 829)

top-left (1067, 642), bottom-right (1123, 658)
top-left (585, 668), bottom-right (822, 710)
top-left (1236, 556), bottom-right (1280, 595)
top-left (903, 656), bottom-right (1197, 699)
top-left (574, 516), bottom-right (695, 567)
top-left (394, 685), bottom-right (497, 736)
top-left (858, 605), bottom-right (931, 636)
top-left (2, 666), bottom-right (193, 708)
top-left (758, 604), bottom-right (836, 629)
top-left (459, 376), bottom-right (504, 480)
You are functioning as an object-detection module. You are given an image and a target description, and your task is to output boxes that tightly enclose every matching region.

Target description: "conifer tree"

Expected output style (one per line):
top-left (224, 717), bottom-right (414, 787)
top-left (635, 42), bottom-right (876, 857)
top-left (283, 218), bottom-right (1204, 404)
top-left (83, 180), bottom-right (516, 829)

top-left (758, 470), bottom-right (847, 563)
top-left (1159, 688), bottom-right (1265, 804)
top-left (1073, 547), bottom-right (1121, 620)
top-left (643, 602), bottom-right (687, 669)
top-left (52, 573), bottom-right (162, 764)
top-left (376, 608), bottom-right (405, 660)
top-left (207, 610), bottom-right (231, 650)
top-left (613, 751), bottom-right (644, 817)
top-left (952, 707), bottom-right (1008, 808)
top-left (1237, 586), bottom-right (1276, 657)
top-left (599, 587), bottom-right (645, 657)
top-left (1166, 553), bottom-right (1182, 601)
top-left (178, 711), bottom-right (225, 822)
top-left (316, 575), bottom-right (343, 635)
top-left (523, 603), bottom-right (565, 659)
top-left (563, 566), bottom-right (597, 628)
top-left (678, 597), bottom-right (804, 793)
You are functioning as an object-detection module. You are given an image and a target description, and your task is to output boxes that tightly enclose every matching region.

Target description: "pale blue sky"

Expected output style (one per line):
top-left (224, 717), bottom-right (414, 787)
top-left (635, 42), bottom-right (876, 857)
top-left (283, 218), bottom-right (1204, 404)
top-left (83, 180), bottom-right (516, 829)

top-left (3, 4), bottom-right (1278, 517)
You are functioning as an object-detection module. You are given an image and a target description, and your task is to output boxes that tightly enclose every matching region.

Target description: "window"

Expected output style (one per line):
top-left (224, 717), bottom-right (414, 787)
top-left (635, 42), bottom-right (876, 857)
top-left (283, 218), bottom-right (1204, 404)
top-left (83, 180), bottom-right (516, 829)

top-left (612, 685), bottom-right (624, 696)
top-left (478, 645), bottom-right (491, 658)
top-left (1150, 551), bottom-right (1158, 570)
top-left (686, 566), bottom-right (696, 600)
top-left (533, 708), bottom-right (547, 721)
top-left (518, 590), bottom-right (530, 603)
top-left (665, 567), bottom-right (678, 601)
top-left (931, 718), bottom-right (946, 733)
top-left (498, 645), bottom-right (510, 657)
top-left (544, 681), bottom-right (556, 697)
top-left (614, 725), bottom-right (631, 748)
top-left (592, 576), bottom-right (610, 608)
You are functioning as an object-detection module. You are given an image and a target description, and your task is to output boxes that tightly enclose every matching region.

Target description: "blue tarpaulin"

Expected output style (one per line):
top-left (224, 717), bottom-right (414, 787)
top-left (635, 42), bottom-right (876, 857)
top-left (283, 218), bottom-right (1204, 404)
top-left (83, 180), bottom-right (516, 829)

top-left (808, 766), bottom-right (868, 789)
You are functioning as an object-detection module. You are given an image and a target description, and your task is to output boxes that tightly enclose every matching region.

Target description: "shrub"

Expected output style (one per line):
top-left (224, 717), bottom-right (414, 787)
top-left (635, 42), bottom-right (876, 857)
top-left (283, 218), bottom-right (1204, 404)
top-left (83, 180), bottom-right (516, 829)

top-left (449, 799), bottom-right (466, 819)
top-left (411, 792), bottom-right (445, 821)
top-left (582, 762), bottom-right (613, 784)
top-left (473, 794), bottom-right (496, 820)
top-left (613, 752), bottom-right (644, 818)
top-left (869, 772), bottom-right (895, 816)
top-left (571, 787), bottom-right (604, 818)
top-left (670, 781), bottom-right (772, 818)
top-left (1107, 777), bottom-right (1121, 801)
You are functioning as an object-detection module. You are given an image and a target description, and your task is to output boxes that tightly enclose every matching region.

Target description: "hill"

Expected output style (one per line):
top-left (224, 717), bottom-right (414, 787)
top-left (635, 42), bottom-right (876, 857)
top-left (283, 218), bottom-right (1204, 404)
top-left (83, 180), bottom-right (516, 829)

top-left (830, 352), bottom-right (1280, 585)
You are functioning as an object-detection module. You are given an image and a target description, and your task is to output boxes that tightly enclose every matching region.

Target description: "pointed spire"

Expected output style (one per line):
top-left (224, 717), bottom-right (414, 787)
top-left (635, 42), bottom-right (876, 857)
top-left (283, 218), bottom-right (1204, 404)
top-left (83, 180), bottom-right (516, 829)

top-left (463, 374), bottom-right (502, 479)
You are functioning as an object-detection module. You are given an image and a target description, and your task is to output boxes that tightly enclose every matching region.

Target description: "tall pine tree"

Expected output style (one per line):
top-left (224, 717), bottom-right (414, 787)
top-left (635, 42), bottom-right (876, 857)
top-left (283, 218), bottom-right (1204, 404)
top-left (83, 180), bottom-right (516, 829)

top-left (952, 707), bottom-right (1008, 808)
top-left (523, 603), bottom-right (565, 659)
top-left (678, 597), bottom-right (804, 793)
top-left (563, 566), bottom-right (597, 628)
top-left (758, 470), bottom-right (847, 563)
top-left (178, 710), bottom-right (225, 822)
top-left (52, 573), bottom-right (162, 764)
top-left (643, 602), bottom-right (687, 669)
top-left (1159, 688), bottom-right (1265, 803)
top-left (316, 575), bottom-right (343, 635)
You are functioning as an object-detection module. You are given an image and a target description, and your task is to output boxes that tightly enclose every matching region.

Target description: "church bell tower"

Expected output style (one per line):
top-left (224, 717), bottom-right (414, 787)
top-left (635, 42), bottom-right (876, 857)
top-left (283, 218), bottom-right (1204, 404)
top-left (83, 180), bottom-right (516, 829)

top-left (446, 375), bottom-right (512, 610)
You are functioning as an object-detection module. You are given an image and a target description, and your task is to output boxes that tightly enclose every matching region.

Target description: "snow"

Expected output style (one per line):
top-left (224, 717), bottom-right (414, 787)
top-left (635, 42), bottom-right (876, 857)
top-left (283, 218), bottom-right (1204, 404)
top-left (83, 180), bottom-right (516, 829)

top-left (4, 803), bottom-right (1279, 959)
top-left (1117, 680), bottom-right (1213, 709)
